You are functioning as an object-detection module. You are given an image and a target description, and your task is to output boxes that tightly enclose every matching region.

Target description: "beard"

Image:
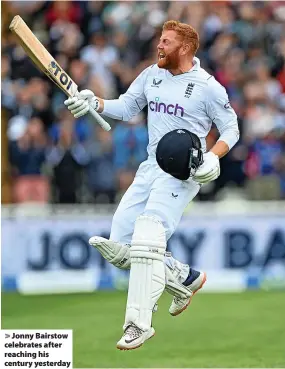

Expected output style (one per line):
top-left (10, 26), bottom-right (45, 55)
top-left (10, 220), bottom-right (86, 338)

top-left (157, 46), bottom-right (181, 70)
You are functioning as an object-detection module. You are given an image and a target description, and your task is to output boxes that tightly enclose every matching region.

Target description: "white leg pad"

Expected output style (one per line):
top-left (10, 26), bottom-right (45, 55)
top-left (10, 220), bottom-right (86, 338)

top-left (124, 215), bottom-right (166, 331)
top-left (89, 237), bottom-right (192, 299)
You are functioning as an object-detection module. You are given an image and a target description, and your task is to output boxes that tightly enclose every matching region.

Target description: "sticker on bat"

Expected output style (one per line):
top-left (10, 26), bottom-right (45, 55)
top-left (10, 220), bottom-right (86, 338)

top-left (48, 61), bottom-right (73, 91)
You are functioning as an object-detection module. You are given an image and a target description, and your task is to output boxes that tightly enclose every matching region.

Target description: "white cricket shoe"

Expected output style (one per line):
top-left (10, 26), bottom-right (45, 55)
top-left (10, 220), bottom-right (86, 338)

top-left (169, 270), bottom-right (207, 316)
top-left (116, 324), bottom-right (155, 351)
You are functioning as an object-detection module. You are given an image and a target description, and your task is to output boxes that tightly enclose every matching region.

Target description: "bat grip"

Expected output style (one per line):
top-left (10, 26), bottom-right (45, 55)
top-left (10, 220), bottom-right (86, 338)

top-left (88, 106), bottom-right (111, 131)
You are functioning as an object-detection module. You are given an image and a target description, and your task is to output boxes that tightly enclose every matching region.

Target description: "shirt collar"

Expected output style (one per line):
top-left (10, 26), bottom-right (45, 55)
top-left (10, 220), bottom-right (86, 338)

top-left (189, 57), bottom-right (200, 72)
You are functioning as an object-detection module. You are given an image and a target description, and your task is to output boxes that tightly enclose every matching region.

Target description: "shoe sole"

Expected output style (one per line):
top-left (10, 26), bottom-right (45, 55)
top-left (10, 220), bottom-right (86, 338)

top-left (170, 272), bottom-right (207, 317)
top-left (116, 331), bottom-right (155, 351)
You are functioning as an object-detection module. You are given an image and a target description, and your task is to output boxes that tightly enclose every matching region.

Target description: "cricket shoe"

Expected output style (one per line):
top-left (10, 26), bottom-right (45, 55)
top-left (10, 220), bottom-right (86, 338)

top-left (117, 324), bottom-right (155, 350)
top-left (169, 269), bottom-right (207, 316)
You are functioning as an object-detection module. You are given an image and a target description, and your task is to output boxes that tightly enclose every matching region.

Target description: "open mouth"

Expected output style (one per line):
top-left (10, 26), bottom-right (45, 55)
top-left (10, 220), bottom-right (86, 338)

top-left (158, 53), bottom-right (166, 60)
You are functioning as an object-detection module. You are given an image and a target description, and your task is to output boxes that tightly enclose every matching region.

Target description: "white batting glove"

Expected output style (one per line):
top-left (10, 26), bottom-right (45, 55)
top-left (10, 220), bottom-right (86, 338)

top-left (193, 151), bottom-right (220, 184)
top-left (64, 90), bottom-right (100, 118)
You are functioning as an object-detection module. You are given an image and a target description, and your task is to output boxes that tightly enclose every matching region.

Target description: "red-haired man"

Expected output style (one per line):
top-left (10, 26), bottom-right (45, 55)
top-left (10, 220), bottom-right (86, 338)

top-left (65, 21), bottom-right (239, 350)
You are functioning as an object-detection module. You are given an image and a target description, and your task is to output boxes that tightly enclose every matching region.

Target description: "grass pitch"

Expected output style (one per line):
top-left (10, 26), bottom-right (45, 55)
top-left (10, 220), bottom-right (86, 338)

top-left (2, 290), bottom-right (285, 368)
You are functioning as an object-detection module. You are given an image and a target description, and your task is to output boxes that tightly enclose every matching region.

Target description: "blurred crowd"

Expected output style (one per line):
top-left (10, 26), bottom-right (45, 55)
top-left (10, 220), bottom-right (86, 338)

top-left (2, 1), bottom-right (285, 204)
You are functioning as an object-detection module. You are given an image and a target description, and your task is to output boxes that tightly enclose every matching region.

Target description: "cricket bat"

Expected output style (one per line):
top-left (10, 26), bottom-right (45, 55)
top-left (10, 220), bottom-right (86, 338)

top-left (9, 15), bottom-right (111, 132)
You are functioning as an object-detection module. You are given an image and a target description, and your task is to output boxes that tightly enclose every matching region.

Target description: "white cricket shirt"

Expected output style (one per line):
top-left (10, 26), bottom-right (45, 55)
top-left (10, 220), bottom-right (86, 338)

top-left (102, 57), bottom-right (239, 157)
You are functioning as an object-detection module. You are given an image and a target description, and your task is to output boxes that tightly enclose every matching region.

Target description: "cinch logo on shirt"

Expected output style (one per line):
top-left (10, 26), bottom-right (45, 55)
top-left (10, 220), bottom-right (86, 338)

top-left (149, 101), bottom-right (184, 117)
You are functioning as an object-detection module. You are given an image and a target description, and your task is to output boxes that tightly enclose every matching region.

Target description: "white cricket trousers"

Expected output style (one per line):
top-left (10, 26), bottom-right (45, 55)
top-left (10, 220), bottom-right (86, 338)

top-left (110, 157), bottom-right (201, 244)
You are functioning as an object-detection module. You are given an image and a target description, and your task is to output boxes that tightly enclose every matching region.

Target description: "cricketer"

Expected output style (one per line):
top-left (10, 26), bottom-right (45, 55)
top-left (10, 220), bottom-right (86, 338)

top-left (64, 20), bottom-right (240, 350)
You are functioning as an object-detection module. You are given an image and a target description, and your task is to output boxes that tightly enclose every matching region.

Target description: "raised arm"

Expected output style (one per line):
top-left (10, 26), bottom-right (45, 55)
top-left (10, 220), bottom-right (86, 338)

top-left (64, 67), bottom-right (150, 123)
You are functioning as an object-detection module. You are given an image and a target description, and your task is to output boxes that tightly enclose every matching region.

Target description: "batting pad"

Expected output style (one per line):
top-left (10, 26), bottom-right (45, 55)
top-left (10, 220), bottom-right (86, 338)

top-left (124, 215), bottom-right (166, 331)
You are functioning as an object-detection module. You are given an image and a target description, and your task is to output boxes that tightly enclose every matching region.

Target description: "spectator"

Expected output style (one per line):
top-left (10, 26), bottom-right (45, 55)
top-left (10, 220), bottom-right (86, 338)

top-left (81, 1), bottom-right (107, 41)
top-left (80, 32), bottom-right (119, 98)
top-left (253, 61), bottom-right (283, 104)
top-left (244, 132), bottom-right (283, 200)
top-left (45, 1), bottom-right (83, 27)
top-left (86, 127), bottom-right (117, 204)
top-left (47, 113), bottom-right (90, 204)
top-left (1, 54), bottom-right (17, 112)
top-left (8, 116), bottom-right (49, 203)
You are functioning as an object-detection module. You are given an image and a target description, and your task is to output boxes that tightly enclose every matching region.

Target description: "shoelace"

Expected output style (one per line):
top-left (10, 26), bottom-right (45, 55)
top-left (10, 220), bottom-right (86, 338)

top-left (124, 324), bottom-right (143, 340)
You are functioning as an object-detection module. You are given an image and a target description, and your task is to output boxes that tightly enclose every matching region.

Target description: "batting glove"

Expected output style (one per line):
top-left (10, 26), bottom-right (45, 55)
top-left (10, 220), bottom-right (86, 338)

top-left (64, 90), bottom-right (100, 118)
top-left (193, 151), bottom-right (220, 184)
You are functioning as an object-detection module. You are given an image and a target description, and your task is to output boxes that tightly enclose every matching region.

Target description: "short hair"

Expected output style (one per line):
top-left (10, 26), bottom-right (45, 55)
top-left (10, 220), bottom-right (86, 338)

top-left (162, 20), bottom-right (199, 55)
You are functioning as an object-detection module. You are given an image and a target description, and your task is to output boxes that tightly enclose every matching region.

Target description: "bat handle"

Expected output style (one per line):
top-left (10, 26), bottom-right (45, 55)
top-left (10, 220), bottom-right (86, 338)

top-left (88, 106), bottom-right (111, 132)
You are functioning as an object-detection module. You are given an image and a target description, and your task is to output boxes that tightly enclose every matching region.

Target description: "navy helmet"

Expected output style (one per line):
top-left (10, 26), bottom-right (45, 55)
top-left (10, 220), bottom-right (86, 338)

top-left (156, 129), bottom-right (203, 180)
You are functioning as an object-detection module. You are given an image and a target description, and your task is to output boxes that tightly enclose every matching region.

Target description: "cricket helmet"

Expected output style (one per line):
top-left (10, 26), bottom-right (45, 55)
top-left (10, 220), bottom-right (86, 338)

top-left (156, 129), bottom-right (203, 180)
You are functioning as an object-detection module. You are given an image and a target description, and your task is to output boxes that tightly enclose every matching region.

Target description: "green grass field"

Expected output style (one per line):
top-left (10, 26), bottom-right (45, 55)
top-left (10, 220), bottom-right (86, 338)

top-left (2, 290), bottom-right (285, 368)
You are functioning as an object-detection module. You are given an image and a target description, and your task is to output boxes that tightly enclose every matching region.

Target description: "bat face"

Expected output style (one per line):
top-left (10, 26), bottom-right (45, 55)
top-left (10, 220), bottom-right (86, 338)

top-left (9, 15), bottom-right (111, 131)
top-left (9, 15), bottom-right (78, 98)
top-left (47, 61), bottom-right (78, 97)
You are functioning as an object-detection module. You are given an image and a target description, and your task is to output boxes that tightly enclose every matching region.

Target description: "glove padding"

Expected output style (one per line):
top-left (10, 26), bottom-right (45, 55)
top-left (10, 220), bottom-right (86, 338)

top-left (193, 151), bottom-right (220, 184)
top-left (64, 90), bottom-right (100, 118)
